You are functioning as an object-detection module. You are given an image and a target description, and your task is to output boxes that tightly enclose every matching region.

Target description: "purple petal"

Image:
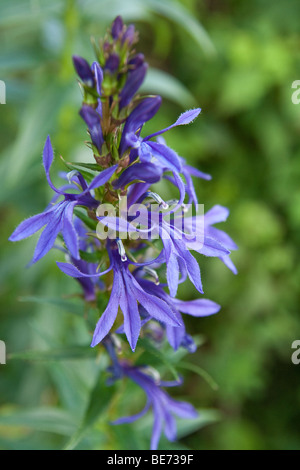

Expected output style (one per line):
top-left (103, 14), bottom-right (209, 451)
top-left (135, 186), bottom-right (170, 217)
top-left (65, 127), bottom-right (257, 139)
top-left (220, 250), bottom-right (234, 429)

top-left (145, 108), bottom-right (201, 140)
top-left (119, 63), bottom-right (148, 110)
top-left (205, 205), bottom-right (230, 226)
top-left (207, 227), bottom-right (238, 251)
top-left (131, 274), bottom-right (181, 327)
top-left (43, 136), bottom-right (59, 193)
top-left (184, 163), bottom-right (212, 180)
top-left (113, 162), bottom-right (162, 189)
top-left (9, 207), bottom-right (56, 242)
top-left (72, 56), bottom-right (95, 87)
top-left (167, 398), bottom-right (198, 419)
top-left (220, 255), bottom-right (238, 274)
top-left (151, 404), bottom-right (163, 450)
top-left (91, 61), bottom-right (103, 116)
top-left (86, 165), bottom-right (118, 192)
top-left (122, 24), bottom-right (135, 45)
top-left (173, 298), bottom-right (221, 317)
top-left (195, 236), bottom-right (230, 257)
top-left (163, 409), bottom-right (177, 442)
top-left (111, 16), bottom-right (124, 39)
top-left (56, 261), bottom-right (111, 278)
top-left (79, 105), bottom-right (103, 152)
top-left (105, 53), bottom-right (120, 73)
top-left (31, 207), bottom-right (64, 263)
top-left (145, 141), bottom-right (182, 172)
top-left (162, 236), bottom-right (180, 298)
top-left (120, 279), bottom-right (141, 351)
top-left (91, 271), bottom-right (122, 347)
top-left (119, 96), bottom-right (162, 155)
top-left (166, 323), bottom-right (185, 351)
top-left (174, 239), bottom-right (203, 294)
top-left (112, 400), bottom-right (151, 425)
top-left (62, 201), bottom-right (79, 259)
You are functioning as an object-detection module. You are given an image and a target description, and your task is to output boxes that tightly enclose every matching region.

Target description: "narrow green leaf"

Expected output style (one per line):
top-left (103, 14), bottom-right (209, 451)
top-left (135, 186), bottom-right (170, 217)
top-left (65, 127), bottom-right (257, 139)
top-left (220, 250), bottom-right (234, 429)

top-left (0, 407), bottom-right (77, 436)
top-left (177, 362), bottom-right (219, 391)
top-left (64, 369), bottom-right (115, 450)
top-left (18, 296), bottom-right (84, 317)
top-left (60, 157), bottom-right (96, 183)
top-left (73, 208), bottom-right (98, 230)
top-left (8, 346), bottom-right (97, 362)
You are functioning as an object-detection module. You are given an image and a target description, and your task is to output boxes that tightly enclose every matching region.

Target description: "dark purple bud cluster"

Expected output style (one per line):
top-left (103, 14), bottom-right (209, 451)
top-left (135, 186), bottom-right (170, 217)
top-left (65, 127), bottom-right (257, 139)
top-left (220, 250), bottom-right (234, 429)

top-left (9, 16), bottom-right (237, 450)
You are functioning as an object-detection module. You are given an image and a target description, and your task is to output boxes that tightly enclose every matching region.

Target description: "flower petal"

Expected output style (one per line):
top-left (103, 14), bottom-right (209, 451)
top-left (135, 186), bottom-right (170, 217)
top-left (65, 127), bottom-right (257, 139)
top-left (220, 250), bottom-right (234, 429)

top-left (62, 201), bottom-right (79, 259)
top-left (86, 165), bottom-right (118, 192)
top-left (9, 207), bottom-right (56, 242)
top-left (56, 261), bottom-right (111, 278)
top-left (145, 108), bottom-right (201, 140)
top-left (173, 298), bottom-right (221, 317)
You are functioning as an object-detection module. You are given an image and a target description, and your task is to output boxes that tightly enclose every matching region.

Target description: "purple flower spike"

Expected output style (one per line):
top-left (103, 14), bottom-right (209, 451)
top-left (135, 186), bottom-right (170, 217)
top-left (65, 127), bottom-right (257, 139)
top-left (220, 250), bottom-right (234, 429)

top-left (79, 105), bottom-right (104, 152)
top-left (72, 56), bottom-right (95, 88)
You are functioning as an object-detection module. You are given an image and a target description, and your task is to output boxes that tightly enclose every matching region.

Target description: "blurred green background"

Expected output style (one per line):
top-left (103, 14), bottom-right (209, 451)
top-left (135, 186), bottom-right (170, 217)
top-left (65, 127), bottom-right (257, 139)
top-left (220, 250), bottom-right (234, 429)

top-left (1, 0), bottom-right (300, 450)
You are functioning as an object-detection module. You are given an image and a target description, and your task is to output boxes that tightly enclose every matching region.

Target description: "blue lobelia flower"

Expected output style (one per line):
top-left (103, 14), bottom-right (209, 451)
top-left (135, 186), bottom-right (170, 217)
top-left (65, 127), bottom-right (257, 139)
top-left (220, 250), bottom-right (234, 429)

top-left (9, 136), bottom-right (117, 264)
top-left (185, 204), bottom-right (238, 274)
top-left (56, 242), bottom-right (181, 351)
top-left (135, 277), bottom-right (221, 352)
top-left (156, 136), bottom-right (212, 206)
top-left (120, 97), bottom-right (201, 173)
top-left (111, 362), bottom-right (198, 450)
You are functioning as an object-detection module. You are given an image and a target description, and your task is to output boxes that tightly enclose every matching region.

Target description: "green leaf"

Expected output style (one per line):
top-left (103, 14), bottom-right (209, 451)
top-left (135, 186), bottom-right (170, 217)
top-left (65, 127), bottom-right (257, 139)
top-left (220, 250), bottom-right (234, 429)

top-left (137, 338), bottom-right (179, 381)
top-left (64, 369), bottom-right (115, 450)
top-left (177, 362), bottom-right (219, 391)
top-left (79, 250), bottom-right (101, 263)
top-left (141, 68), bottom-right (196, 108)
top-left (73, 208), bottom-right (98, 231)
top-left (60, 157), bottom-right (96, 183)
top-left (176, 409), bottom-right (221, 439)
top-left (69, 162), bottom-right (103, 172)
top-left (144, 0), bottom-right (215, 55)
top-left (0, 407), bottom-right (77, 436)
top-left (8, 346), bottom-right (97, 362)
top-left (18, 296), bottom-right (84, 317)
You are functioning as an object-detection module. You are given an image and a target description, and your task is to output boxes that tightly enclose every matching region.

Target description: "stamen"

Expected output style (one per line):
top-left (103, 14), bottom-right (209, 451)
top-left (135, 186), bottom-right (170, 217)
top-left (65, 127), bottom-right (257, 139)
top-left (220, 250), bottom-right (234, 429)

top-left (116, 238), bottom-right (127, 261)
top-left (145, 192), bottom-right (169, 210)
top-left (144, 267), bottom-right (160, 285)
top-left (111, 334), bottom-right (122, 354)
top-left (66, 170), bottom-right (80, 185)
top-left (141, 366), bottom-right (161, 385)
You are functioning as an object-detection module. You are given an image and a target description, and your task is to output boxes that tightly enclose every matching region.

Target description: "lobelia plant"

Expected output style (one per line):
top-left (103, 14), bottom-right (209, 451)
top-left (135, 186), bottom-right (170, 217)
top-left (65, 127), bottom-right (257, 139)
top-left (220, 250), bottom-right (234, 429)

top-left (9, 16), bottom-right (237, 450)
